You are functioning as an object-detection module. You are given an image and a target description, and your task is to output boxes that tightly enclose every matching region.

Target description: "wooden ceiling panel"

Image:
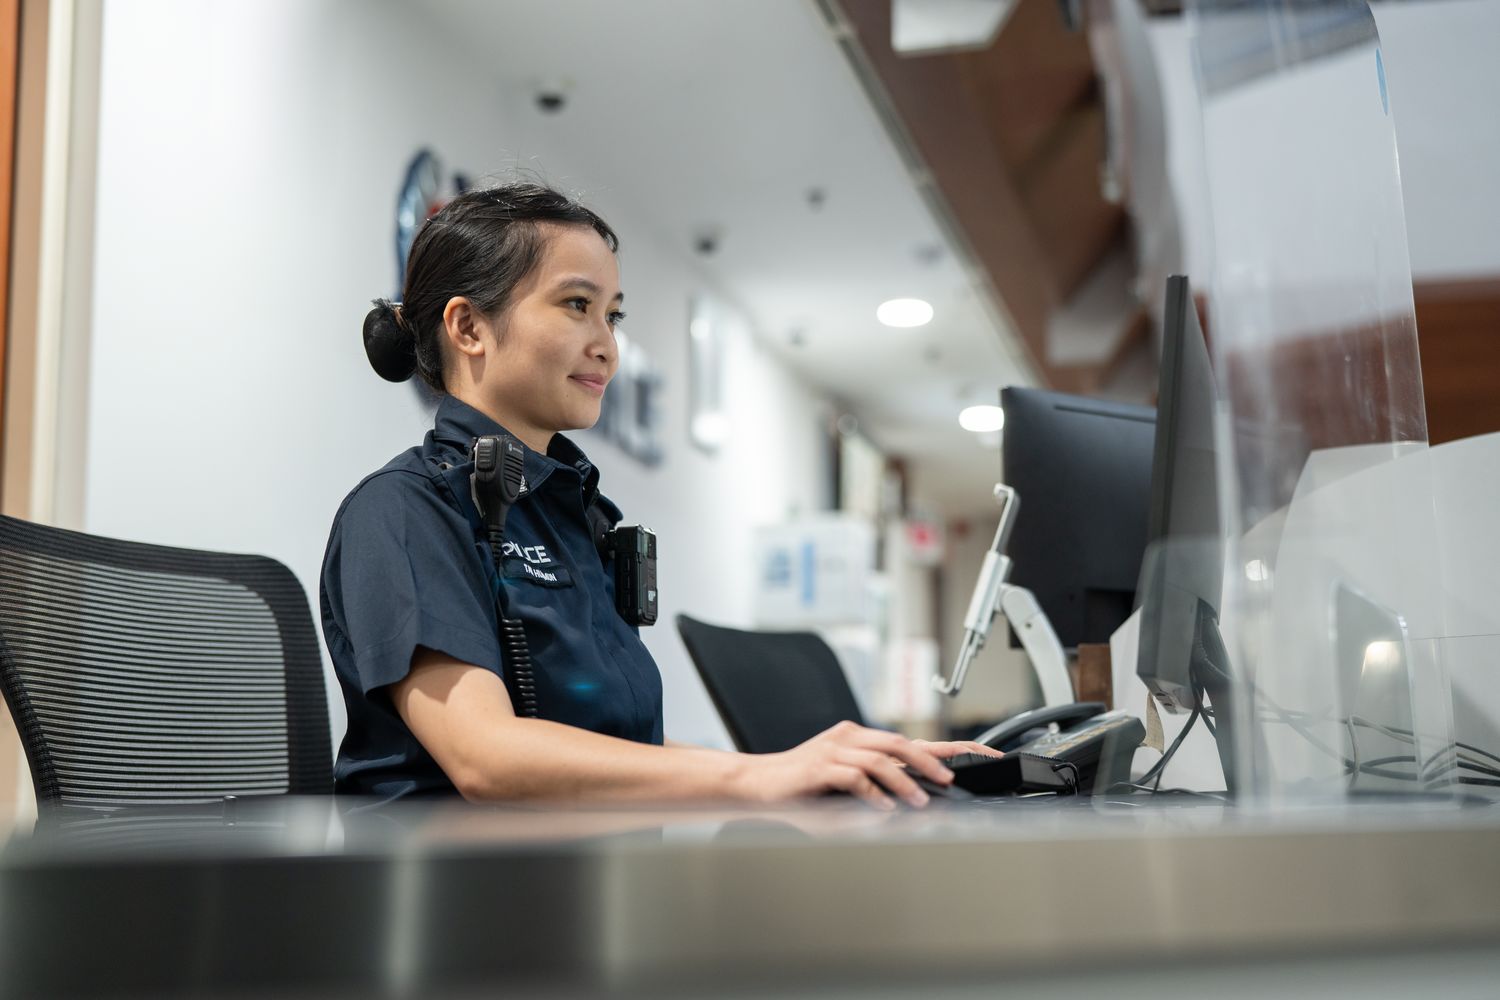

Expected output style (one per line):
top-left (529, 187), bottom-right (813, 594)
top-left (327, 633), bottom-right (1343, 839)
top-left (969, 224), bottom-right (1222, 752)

top-left (958, 0), bottom-right (1098, 172)
top-left (833, 0), bottom-right (1129, 391)
top-left (1415, 279), bottom-right (1500, 445)
top-left (1016, 103), bottom-right (1125, 298)
top-left (836, 0), bottom-right (1058, 366)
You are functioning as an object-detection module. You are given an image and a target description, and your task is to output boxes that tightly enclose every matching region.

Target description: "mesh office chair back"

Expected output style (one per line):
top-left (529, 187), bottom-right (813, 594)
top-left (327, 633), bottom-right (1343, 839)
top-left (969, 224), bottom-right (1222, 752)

top-left (675, 614), bottom-right (866, 753)
top-left (0, 516), bottom-right (331, 807)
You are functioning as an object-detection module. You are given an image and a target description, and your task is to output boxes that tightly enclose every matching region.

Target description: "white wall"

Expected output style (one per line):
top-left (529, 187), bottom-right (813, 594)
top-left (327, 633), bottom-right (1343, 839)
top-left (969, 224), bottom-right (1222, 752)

top-left (84, 0), bottom-right (830, 751)
top-left (1149, 0), bottom-right (1500, 286)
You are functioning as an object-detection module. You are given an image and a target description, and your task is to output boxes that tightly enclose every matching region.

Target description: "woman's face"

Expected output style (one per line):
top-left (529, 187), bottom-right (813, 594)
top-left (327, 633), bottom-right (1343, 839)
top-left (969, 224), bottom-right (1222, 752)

top-left (467, 224), bottom-right (623, 450)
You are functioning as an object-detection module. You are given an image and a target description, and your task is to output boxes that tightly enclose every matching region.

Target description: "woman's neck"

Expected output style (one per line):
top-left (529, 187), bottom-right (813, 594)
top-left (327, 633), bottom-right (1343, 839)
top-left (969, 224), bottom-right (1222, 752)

top-left (451, 390), bottom-right (553, 455)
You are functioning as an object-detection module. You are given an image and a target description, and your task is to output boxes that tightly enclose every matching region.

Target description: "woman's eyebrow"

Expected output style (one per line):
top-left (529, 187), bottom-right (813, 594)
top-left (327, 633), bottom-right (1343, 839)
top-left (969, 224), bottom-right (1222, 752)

top-left (554, 277), bottom-right (624, 304)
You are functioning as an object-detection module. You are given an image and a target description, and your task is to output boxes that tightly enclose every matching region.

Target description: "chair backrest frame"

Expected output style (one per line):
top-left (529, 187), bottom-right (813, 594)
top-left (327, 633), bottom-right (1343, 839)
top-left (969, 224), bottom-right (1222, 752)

top-left (0, 516), bottom-right (331, 807)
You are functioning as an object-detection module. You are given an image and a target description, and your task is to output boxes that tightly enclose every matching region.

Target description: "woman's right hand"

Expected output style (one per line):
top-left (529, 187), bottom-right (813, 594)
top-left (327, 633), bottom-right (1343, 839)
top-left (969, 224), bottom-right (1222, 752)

top-left (732, 720), bottom-right (955, 810)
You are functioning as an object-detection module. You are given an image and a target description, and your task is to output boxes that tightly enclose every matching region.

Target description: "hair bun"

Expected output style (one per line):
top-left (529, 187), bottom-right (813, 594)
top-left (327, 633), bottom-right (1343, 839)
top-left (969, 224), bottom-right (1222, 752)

top-left (363, 299), bottom-right (417, 382)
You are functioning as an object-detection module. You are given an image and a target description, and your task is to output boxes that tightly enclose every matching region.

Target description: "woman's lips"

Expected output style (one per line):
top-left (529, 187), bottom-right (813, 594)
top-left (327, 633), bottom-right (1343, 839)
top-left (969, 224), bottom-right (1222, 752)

top-left (570, 375), bottom-right (607, 396)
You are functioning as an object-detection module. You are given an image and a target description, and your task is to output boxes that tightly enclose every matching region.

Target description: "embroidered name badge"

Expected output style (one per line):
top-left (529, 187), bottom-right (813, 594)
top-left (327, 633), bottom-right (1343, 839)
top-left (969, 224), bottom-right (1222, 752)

top-left (502, 558), bottom-right (572, 586)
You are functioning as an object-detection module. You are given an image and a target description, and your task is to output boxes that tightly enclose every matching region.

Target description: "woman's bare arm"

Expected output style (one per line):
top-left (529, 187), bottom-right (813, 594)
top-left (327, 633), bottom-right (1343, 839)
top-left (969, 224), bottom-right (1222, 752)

top-left (391, 646), bottom-right (958, 808)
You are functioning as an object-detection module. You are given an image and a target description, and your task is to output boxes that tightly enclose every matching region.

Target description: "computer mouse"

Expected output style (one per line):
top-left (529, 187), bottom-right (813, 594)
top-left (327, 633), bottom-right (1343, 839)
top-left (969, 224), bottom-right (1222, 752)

top-left (907, 773), bottom-right (975, 802)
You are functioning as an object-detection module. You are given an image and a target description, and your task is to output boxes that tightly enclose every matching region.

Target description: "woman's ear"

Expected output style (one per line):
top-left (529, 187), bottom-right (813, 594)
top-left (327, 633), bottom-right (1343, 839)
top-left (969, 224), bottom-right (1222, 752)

top-left (441, 297), bottom-right (488, 359)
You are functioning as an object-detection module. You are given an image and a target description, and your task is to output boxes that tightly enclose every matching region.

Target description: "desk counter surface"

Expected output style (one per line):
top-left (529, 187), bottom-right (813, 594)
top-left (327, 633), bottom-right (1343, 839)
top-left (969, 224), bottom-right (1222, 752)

top-left (3, 795), bottom-right (1499, 996)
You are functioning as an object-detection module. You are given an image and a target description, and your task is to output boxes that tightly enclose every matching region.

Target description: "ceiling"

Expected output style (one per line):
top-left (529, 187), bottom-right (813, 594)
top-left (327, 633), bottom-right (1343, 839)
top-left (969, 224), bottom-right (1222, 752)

top-left (423, 0), bottom-right (1039, 517)
top-left (832, 0), bottom-right (1156, 393)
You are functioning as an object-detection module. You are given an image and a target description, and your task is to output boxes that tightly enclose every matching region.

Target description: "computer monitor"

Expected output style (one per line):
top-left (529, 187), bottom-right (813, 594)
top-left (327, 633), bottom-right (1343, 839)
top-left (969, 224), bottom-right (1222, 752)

top-left (1135, 274), bottom-right (1239, 788)
top-left (1001, 387), bottom-right (1155, 653)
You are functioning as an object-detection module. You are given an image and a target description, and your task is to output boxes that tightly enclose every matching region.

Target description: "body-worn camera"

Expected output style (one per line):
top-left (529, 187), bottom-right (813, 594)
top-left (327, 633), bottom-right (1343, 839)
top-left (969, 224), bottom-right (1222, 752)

top-left (604, 525), bottom-right (657, 626)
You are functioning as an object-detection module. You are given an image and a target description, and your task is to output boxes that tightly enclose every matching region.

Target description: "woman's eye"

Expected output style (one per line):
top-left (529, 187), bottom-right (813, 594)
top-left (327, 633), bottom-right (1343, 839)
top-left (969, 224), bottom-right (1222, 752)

top-left (608, 310), bottom-right (627, 328)
top-left (566, 297), bottom-right (589, 312)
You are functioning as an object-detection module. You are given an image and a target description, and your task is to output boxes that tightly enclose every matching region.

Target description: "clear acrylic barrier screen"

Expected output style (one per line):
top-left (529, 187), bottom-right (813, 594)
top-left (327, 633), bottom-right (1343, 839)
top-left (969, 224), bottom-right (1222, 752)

top-left (1150, 0), bottom-right (1459, 802)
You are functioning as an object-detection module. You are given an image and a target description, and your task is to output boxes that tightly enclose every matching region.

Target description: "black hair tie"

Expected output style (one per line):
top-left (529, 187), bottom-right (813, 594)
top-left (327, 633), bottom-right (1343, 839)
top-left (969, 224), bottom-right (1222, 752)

top-left (363, 298), bottom-right (417, 382)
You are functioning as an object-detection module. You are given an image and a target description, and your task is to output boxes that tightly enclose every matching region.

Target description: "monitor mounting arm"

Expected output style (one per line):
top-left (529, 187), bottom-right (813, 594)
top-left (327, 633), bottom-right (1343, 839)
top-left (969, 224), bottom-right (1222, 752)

top-left (932, 484), bottom-right (1075, 707)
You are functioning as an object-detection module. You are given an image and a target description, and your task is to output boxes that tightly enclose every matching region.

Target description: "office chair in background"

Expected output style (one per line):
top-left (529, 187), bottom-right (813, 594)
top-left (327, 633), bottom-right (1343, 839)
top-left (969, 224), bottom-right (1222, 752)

top-left (0, 516), bottom-right (331, 809)
top-left (675, 614), bottom-right (865, 753)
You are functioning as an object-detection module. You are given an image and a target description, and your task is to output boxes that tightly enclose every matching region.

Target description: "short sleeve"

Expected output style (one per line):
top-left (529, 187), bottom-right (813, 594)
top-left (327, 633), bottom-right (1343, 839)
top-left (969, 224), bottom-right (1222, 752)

top-left (324, 471), bottom-right (502, 694)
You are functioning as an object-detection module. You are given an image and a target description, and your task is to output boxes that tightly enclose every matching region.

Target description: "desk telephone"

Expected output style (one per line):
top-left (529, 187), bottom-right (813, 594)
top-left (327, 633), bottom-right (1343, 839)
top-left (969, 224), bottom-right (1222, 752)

top-left (952, 704), bottom-right (1144, 796)
top-left (919, 703), bottom-right (1145, 798)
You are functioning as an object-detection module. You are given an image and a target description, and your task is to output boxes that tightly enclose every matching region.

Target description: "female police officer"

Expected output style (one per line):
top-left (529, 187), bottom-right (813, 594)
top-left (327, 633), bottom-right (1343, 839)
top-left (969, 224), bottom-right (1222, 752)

top-left (323, 182), bottom-right (989, 808)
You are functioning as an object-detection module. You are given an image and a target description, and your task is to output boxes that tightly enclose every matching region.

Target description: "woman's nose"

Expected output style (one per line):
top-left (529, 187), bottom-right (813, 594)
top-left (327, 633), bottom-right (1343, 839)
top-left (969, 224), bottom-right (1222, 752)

top-left (593, 336), bottom-right (611, 362)
top-left (595, 325), bottom-right (619, 364)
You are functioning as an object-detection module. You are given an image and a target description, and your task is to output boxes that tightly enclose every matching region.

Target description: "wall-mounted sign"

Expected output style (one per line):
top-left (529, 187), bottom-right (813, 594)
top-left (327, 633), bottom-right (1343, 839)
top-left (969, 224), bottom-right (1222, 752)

top-left (903, 518), bottom-right (945, 565)
top-left (687, 295), bottom-right (729, 453)
top-left (595, 331), bottom-right (664, 467)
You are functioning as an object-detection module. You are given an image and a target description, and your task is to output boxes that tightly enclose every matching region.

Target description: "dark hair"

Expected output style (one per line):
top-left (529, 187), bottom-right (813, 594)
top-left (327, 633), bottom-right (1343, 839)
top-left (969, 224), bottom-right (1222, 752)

top-left (363, 182), bottom-right (619, 391)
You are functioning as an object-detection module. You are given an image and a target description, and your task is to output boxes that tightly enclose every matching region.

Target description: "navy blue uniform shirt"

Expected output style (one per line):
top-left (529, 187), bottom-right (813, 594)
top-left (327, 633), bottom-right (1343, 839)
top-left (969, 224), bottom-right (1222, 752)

top-left (321, 396), bottom-right (664, 801)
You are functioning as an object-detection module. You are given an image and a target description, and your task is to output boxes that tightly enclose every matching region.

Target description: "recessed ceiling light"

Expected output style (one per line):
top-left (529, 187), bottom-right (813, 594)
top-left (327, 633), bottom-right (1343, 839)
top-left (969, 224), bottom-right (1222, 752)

top-left (876, 298), bottom-right (933, 328)
top-left (958, 404), bottom-right (1005, 433)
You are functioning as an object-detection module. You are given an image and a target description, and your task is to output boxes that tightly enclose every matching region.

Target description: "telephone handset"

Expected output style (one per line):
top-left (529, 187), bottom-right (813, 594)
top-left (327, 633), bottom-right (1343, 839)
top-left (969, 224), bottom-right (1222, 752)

top-left (973, 701), bottom-right (1106, 752)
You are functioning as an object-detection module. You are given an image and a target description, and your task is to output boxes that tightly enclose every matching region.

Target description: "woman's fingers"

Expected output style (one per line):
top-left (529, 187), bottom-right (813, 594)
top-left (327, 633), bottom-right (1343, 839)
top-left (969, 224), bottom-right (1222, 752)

top-left (800, 723), bottom-right (965, 807)
top-left (916, 739), bottom-right (1005, 759)
top-left (839, 748), bottom-right (929, 808)
top-left (828, 764), bottom-right (894, 810)
top-left (860, 730), bottom-right (953, 785)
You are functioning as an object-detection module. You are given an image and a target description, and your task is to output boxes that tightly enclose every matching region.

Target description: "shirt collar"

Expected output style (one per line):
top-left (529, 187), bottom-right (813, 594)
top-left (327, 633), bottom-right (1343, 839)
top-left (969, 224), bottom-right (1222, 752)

top-left (432, 395), bottom-right (599, 498)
